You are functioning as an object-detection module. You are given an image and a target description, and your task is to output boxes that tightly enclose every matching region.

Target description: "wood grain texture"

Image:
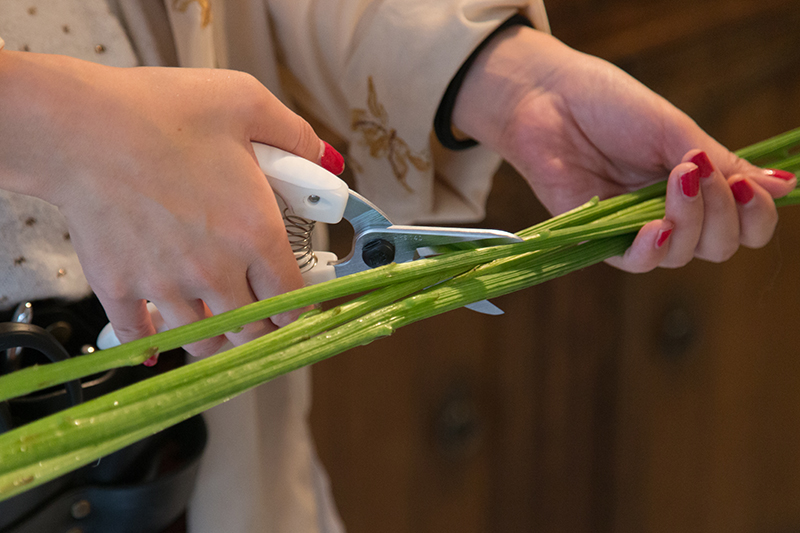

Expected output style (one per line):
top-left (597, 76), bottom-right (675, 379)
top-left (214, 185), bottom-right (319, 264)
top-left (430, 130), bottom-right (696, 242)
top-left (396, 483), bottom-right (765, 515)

top-left (309, 2), bottom-right (800, 531)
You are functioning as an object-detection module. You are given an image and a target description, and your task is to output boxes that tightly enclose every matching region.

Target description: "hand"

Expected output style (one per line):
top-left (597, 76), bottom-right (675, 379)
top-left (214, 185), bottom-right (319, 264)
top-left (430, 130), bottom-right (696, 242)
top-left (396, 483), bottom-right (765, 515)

top-left (0, 52), bottom-right (344, 357)
top-left (453, 26), bottom-right (796, 272)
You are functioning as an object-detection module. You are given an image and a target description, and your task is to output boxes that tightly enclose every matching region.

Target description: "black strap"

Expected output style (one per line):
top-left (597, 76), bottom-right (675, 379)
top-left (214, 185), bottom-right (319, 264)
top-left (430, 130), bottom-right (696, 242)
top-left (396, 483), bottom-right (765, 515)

top-left (0, 322), bottom-right (83, 408)
top-left (433, 13), bottom-right (534, 150)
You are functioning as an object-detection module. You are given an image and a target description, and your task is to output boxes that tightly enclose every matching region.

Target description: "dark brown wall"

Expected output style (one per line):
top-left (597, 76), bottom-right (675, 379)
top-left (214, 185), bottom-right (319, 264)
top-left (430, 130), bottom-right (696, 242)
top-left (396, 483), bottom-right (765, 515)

top-left (310, 2), bottom-right (800, 531)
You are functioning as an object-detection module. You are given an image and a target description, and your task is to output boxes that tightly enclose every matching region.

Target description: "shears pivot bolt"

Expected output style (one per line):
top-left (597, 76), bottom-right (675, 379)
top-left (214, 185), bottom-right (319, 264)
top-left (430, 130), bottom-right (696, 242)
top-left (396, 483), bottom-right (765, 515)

top-left (362, 239), bottom-right (395, 268)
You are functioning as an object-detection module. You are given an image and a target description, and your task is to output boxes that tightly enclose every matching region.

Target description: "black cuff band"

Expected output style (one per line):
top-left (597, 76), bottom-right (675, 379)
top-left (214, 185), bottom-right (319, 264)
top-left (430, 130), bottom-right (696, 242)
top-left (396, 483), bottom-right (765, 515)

top-left (433, 13), bottom-right (534, 151)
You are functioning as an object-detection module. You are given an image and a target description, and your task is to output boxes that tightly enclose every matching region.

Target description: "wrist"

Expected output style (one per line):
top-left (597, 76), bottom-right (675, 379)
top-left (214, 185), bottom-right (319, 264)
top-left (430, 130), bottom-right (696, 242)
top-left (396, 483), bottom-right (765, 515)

top-left (0, 52), bottom-right (80, 203)
top-left (451, 27), bottom-right (570, 153)
top-left (434, 14), bottom-right (533, 150)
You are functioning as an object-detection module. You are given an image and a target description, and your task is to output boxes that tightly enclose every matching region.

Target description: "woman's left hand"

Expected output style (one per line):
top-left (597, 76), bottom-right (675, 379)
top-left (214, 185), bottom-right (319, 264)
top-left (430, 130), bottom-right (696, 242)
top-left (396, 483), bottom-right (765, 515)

top-left (452, 26), bottom-right (796, 272)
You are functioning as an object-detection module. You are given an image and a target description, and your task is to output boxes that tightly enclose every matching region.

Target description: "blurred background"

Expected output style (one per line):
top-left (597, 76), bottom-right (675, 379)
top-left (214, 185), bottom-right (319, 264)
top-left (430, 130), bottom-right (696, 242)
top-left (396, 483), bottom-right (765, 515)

top-left (309, 1), bottom-right (800, 531)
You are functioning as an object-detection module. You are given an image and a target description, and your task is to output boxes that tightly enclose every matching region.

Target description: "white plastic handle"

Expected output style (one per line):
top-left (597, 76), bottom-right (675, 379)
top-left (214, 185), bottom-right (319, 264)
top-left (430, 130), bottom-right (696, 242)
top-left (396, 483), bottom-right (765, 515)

top-left (251, 142), bottom-right (349, 224)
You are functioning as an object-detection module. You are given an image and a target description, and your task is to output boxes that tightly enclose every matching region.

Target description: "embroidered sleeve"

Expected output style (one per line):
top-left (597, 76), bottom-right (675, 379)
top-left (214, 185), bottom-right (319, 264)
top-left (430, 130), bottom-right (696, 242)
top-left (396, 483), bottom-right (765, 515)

top-left (268, 1), bottom-right (549, 224)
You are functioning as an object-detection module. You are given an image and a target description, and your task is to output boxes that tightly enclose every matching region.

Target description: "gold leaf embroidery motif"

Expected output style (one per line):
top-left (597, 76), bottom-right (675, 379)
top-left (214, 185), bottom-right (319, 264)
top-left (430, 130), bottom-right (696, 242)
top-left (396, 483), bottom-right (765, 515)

top-left (351, 77), bottom-right (431, 193)
top-left (172, 0), bottom-right (212, 28)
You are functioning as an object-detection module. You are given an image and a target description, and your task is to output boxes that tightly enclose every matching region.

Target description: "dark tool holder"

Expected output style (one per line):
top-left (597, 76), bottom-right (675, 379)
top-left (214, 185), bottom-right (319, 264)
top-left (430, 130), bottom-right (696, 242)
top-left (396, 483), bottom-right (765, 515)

top-left (0, 298), bottom-right (206, 533)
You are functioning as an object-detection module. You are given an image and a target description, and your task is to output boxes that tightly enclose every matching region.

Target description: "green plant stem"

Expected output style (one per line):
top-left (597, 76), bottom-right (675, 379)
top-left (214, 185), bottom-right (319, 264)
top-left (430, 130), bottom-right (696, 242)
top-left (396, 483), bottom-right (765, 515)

top-left (0, 236), bottom-right (631, 499)
top-left (0, 271), bottom-right (454, 497)
top-left (1, 127), bottom-right (799, 502)
top-left (0, 188), bottom-right (666, 402)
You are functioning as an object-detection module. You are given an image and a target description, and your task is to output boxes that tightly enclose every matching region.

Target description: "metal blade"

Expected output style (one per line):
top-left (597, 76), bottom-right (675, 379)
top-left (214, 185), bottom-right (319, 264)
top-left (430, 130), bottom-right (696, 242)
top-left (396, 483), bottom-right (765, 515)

top-left (334, 225), bottom-right (522, 278)
top-left (465, 300), bottom-right (505, 315)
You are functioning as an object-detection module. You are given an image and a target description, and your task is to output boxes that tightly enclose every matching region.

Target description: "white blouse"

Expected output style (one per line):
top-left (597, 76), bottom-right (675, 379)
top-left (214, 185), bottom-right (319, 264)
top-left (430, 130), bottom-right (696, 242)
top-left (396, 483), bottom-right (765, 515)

top-left (0, 1), bottom-right (549, 531)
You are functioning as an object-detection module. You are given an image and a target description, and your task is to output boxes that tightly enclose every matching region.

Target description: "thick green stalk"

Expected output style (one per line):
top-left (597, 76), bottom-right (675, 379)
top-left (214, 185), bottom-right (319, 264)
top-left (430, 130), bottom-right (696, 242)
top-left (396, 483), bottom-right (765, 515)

top-left (0, 271), bottom-right (455, 498)
top-left (0, 126), bottom-right (799, 502)
top-left (0, 236), bottom-right (631, 500)
top-left (0, 193), bottom-right (664, 402)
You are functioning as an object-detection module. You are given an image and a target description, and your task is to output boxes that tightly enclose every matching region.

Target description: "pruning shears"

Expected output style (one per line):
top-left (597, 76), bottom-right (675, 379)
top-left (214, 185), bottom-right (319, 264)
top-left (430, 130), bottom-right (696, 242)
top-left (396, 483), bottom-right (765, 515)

top-left (96, 143), bottom-right (520, 349)
top-left (252, 143), bottom-right (522, 285)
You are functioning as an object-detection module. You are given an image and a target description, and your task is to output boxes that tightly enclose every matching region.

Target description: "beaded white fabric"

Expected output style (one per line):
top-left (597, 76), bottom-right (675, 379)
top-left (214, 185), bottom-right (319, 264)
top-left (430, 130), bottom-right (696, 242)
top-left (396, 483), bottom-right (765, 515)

top-left (0, 0), bottom-right (137, 309)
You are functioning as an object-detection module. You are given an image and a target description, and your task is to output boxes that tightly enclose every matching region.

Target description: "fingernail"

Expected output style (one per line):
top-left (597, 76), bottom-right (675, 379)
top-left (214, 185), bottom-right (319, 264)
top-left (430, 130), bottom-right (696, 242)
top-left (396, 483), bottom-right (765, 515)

top-left (730, 179), bottom-right (755, 204)
top-left (680, 166), bottom-right (700, 198)
top-left (656, 227), bottom-right (673, 248)
top-left (320, 141), bottom-right (345, 175)
top-left (143, 354), bottom-right (159, 367)
top-left (689, 151), bottom-right (714, 179)
top-left (764, 168), bottom-right (796, 181)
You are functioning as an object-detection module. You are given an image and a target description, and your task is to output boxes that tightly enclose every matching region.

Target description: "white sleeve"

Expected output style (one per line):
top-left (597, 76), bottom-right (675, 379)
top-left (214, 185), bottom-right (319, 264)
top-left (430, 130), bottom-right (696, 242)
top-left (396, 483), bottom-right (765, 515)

top-left (266, 1), bottom-right (549, 224)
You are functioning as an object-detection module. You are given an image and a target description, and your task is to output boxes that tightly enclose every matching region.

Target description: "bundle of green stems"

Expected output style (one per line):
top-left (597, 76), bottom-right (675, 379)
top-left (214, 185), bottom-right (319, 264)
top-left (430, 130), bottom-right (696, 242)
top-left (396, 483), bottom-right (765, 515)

top-left (1, 128), bottom-right (799, 501)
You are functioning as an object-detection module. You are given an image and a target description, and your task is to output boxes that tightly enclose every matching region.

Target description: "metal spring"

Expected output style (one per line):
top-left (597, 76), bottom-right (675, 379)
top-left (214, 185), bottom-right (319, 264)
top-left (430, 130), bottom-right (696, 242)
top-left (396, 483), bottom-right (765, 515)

top-left (283, 209), bottom-right (317, 272)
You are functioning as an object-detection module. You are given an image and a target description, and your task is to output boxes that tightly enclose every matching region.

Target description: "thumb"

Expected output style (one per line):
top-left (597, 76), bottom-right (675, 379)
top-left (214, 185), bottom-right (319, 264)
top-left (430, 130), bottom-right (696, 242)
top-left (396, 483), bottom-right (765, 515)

top-left (247, 89), bottom-right (344, 175)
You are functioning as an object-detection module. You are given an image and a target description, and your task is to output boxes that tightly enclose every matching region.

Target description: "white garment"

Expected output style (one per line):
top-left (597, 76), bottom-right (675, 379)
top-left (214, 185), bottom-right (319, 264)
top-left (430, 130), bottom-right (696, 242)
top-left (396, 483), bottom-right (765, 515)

top-left (0, 0), bottom-right (137, 308)
top-left (0, 1), bottom-right (550, 531)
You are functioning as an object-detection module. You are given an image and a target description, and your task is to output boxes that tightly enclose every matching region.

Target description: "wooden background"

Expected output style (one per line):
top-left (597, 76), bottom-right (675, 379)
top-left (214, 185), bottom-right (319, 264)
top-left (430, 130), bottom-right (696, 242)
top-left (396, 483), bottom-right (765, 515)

top-left (309, 1), bottom-right (800, 531)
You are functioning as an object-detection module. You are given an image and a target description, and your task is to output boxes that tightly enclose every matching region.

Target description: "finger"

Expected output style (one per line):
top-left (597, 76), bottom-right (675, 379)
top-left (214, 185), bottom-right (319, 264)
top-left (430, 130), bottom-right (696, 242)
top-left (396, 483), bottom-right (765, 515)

top-left (153, 298), bottom-right (226, 358)
top-left (237, 197), bottom-right (307, 328)
top-left (99, 297), bottom-right (157, 343)
top-left (685, 150), bottom-right (740, 263)
top-left (749, 168), bottom-right (797, 198)
top-left (605, 219), bottom-right (673, 273)
top-left (97, 297), bottom-right (160, 365)
top-left (729, 176), bottom-right (778, 249)
top-left (202, 279), bottom-right (276, 348)
top-left (245, 86), bottom-right (344, 175)
top-left (247, 257), bottom-right (307, 329)
top-left (659, 161), bottom-right (704, 268)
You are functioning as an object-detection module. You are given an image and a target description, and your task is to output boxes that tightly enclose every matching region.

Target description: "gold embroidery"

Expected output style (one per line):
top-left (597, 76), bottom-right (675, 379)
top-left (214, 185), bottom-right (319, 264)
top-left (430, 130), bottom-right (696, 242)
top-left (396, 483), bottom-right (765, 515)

top-left (172, 0), bottom-right (212, 28)
top-left (351, 77), bottom-right (430, 193)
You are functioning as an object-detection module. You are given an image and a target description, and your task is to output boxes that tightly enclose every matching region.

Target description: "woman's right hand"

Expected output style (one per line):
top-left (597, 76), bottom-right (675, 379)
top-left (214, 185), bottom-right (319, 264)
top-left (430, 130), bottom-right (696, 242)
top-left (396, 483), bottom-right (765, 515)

top-left (0, 51), bottom-right (344, 358)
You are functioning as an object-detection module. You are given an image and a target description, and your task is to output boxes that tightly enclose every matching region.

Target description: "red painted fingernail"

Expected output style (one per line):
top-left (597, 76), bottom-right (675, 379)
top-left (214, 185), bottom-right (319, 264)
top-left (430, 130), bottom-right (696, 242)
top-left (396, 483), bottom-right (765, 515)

top-left (680, 166), bottom-right (700, 197)
top-left (320, 141), bottom-right (344, 175)
top-left (764, 168), bottom-right (796, 181)
top-left (730, 179), bottom-right (755, 204)
top-left (656, 228), bottom-right (673, 248)
top-left (143, 354), bottom-right (159, 367)
top-left (689, 151), bottom-right (714, 179)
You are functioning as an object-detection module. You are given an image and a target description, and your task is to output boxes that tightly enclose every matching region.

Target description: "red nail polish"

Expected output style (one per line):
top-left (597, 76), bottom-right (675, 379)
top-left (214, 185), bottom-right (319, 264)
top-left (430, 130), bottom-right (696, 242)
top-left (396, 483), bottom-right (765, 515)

top-left (764, 168), bottom-right (796, 181)
top-left (730, 179), bottom-right (754, 204)
top-left (680, 167), bottom-right (700, 197)
top-left (656, 228), bottom-right (673, 248)
top-left (321, 141), bottom-right (344, 175)
top-left (143, 354), bottom-right (159, 367)
top-left (689, 151), bottom-right (714, 179)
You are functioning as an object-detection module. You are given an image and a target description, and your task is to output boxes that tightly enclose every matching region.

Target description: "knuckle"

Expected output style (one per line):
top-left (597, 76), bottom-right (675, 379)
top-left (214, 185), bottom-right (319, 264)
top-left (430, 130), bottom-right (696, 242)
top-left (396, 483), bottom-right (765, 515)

top-left (231, 71), bottom-right (263, 99)
top-left (697, 242), bottom-right (738, 263)
top-left (663, 256), bottom-right (692, 269)
top-left (146, 276), bottom-right (180, 301)
top-left (229, 320), bottom-right (273, 343)
top-left (231, 73), bottom-right (276, 117)
top-left (286, 115), bottom-right (318, 157)
top-left (719, 242), bottom-right (739, 262)
top-left (743, 217), bottom-right (778, 250)
top-left (111, 312), bottom-right (155, 343)
top-left (114, 322), bottom-right (151, 343)
top-left (743, 235), bottom-right (771, 250)
top-left (95, 275), bottom-right (137, 302)
top-left (270, 309), bottom-right (302, 328)
top-left (225, 218), bottom-right (277, 259)
top-left (185, 337), bottom-right (227, 359)
top-left (185, 258), bottom-right (223, 292)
